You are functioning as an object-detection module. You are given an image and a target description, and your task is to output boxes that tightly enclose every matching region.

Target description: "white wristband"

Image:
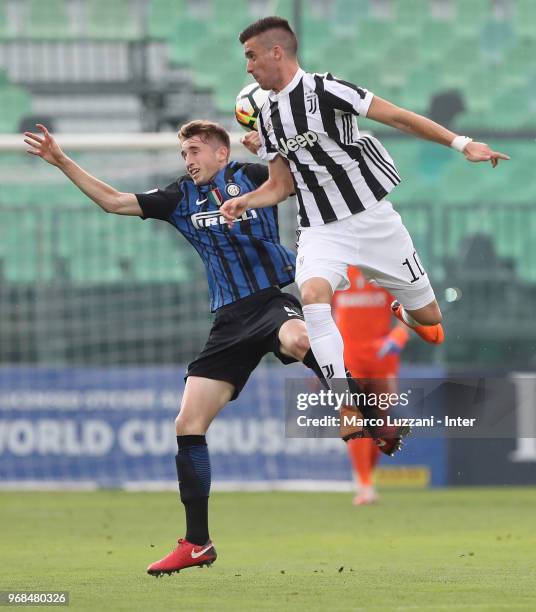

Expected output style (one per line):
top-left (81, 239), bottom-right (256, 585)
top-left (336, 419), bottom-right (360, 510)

top-left (451, 135), bottom-right (472, 153)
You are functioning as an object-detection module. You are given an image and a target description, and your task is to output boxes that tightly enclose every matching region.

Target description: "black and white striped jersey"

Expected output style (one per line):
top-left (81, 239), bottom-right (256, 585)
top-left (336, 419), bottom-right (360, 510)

top-left (257, 68), bottom-right (401, 228)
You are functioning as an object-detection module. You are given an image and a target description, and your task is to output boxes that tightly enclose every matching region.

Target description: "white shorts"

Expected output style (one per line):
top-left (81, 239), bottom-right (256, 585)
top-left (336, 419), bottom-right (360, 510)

top-left (294, 200), bottom-right (435, 311)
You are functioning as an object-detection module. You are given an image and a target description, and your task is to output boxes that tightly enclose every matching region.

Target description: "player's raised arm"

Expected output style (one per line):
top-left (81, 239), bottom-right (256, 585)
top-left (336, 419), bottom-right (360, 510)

top-left (23, 124), bottom-right (142, 215)
top-left (366, 97), bottom-right (510, 168)
top-left (220, 155), bottom-right (294, 224)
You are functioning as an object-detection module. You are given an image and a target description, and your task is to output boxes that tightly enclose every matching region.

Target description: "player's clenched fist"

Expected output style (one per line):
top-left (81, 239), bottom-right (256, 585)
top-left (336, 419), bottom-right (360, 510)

top-left (220, 195), bottom-right (250, 228)
top-left (240, 131), bottom-right (261, 155)
top-left (23, 124), bottom-right (67, 167)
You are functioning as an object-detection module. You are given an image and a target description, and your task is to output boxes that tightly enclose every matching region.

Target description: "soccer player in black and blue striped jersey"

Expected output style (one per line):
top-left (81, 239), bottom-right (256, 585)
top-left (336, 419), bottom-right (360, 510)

top-left (26, 120), bottom-right (396, 575)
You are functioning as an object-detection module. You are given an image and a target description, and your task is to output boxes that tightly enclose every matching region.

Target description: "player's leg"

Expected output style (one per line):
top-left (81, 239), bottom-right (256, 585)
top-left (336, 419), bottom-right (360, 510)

top-left (350, 201), bottom-right (444, 344)
top-left (348, 372), bottom-right (398, 505)
top-left (147, 376), bottom-right (233, 576)
top-left (175, 376), bottom-right (234, 543)
top-left (278, 316), bottom-right (327, 382)
top-left (300, 276), bottom-right (349, 382)
top-left (275, 304), bottom-right (365, 441)
top-left (276, 308), bottom-right (411, 449)
top-left (349, 438), bottom-right (378, 505)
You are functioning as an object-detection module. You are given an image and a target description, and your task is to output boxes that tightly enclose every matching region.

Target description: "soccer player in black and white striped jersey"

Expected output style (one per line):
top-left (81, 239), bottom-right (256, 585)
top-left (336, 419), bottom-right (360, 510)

top-left (221, 16), bottom-right (509, 397)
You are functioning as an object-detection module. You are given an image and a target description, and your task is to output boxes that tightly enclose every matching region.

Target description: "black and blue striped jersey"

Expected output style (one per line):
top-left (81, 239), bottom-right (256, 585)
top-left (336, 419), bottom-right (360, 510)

top-left (136, 161), bottom-right (296, 312)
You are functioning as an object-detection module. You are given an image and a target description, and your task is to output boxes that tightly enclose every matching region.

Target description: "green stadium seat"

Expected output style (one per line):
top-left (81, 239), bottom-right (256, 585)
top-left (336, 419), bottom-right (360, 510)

top-left (87, 0), bottom-right (138, 40)
top-left (1, 213), bottom-right (41, 282)
top-left (148, 0), bottom-right (187, 39)
top-left (392, 0), bottom-right (430, 37)
top-left (377, 37), bottom-right (418, 89)
top-left (192, 37), bottom-right (245, 89)
top-left (440, 40), bottom-right (483, 89)
top-left (273, 0), bottom-right (293, 22)
top-left (301, 19), bottom-right (333, 67)
top-left (210, 0), bottom-right (251, 36)
top-left (479, 20), bottom-right (514, 65)
top-left (454, 0), bottom-right (493, 37)
top-left (169, 18), bottom-right (206, 65)
top-left (399, 65), bottom-right (441, 114)
top-left (512, 0), bottom-right (536, 40)
top-left (353, 19), bottom-right (394, 63)
top-left (0, 2), bottom-right (8, 40)
top-left (460, 68), bottom-right (504, 114)
top-left (502, 39), bottom-right (536, 88)
top-left (415, 22), bottom-right (457, 64)
top-left (28, 0), bottom-right (70, 39)
top-left (0, 85), bottom-right (32, 133)
top-left (212, 67), bottom-right (251, 113)
top-left (331, 0), bottom-right (369, 36)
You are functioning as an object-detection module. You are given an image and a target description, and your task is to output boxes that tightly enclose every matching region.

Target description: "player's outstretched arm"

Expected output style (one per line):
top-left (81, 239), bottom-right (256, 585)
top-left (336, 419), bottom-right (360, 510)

top-left (220, 155), bottom-right (294, 225)
top-left (366, 97), bottom-right (510, 168)
top-left (23, 124), bottom-right (142, 215)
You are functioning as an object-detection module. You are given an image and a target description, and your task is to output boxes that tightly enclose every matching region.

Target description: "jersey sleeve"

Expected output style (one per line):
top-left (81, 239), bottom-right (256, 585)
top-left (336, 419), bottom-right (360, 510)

top-left (318, 73), bottom-right (374, 117)
top-left (257, 111), bottom-right (278, 161)
top-left (135, 181), bottom-right (183, 220)
top-left (243, 163), bottom-right (269, 188)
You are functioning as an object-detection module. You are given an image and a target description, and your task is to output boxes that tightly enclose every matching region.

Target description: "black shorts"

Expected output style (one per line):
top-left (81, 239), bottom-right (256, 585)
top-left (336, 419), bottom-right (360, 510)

top-left (186, 287), bottom-right (304, 400)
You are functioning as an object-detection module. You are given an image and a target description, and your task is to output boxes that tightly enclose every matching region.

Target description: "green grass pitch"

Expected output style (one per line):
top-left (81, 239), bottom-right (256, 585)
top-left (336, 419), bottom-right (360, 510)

top-left (1, 488), bottom-right (535, 611)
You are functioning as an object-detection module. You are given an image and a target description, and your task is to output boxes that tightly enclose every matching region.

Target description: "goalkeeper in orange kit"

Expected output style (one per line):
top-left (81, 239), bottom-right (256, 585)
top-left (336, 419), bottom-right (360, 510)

top-left (333, 266), bottom-right (411, 505)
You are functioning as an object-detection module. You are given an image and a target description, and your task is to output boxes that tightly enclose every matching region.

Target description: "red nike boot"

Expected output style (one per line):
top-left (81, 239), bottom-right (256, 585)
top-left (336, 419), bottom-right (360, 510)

top-left (147, 538), bottom-right (217, 576)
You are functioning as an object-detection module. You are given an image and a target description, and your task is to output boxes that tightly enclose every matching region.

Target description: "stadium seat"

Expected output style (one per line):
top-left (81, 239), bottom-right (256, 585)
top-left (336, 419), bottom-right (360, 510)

top-left (148, 0), bottom-right (187, 39)
top-left (392, 0), bottom-right (430, 37)
top-left (192, 37), bottom-right (245, 91)
top-left (512, 0), bottom-right (536, 40)
top-left (353, 18), bottom-right (394, 63)
top-left (0, 85), bottom-right (32, 133)
top-left (479, 20), bottom-right (514, 65)
top-left (273, 0), bottom-right (294, 22)
top-left (454, 0), bottom-right (493, 36)
top-left (399, 65), bottom-right (441, 114)
top-left (0, 1), bottom-right (8, 40)
top-left (168, 18), bottom-right (206, 64)
top-left (87, 0), bottom-right (139, 40)
top-left (210, 0), bottom-right (251, 36)
top-left (440, 40), bottom-right (483, 89)
top-left (301, 18), bottom-right (333, 67)
top-left (502, 39), bottom-right (536, 88)
top-left (27, 0), bottom-right (70, 39)
top-left (331, 0), bottom-right (369, 36)
top-left (416, 21), bottom-right (458, 64)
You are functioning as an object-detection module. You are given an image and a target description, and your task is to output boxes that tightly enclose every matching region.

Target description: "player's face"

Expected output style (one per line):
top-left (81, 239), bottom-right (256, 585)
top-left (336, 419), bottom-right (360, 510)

top-left (244, 37), bottom-right (278, 90)
top-left (180, 136), bottom-right (227, 185)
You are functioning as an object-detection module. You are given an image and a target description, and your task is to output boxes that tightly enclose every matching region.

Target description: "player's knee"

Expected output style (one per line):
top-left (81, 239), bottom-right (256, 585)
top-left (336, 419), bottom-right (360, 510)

top-left (175, 411), bottom-right (207, 436)
top-left (290, 331), bottom-right (311, 360)
top-left (300, 284), bottom-right (331, 306)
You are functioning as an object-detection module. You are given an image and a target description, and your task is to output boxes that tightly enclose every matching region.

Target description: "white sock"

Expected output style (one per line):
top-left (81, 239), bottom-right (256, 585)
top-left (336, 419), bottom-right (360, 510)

top-left (302, 303), bottom-right (348, 387)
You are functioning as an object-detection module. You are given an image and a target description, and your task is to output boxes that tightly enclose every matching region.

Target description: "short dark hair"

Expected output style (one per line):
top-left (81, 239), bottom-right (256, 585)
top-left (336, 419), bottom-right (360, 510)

top-left (239, 16), bottom-right (298, 56)
top-left (178, 120), bottom-right (230, 152)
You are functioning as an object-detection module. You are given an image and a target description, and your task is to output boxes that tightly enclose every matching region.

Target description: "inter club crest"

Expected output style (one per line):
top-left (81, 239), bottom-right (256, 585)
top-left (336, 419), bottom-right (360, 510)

top-left (225, 183), bottom-right (241, 197)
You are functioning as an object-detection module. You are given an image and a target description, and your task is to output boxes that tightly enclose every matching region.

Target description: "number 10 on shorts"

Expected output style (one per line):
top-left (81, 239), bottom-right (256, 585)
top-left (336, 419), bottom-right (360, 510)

top-left (402, 251), bottom-right (426, 283)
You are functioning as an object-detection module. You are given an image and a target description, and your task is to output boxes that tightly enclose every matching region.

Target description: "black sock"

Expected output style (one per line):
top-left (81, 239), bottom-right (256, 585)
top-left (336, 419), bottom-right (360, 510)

top-left (175, 435), bottom-right (211, 545)
top-left (302, 348), bottom-right (329, 390)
